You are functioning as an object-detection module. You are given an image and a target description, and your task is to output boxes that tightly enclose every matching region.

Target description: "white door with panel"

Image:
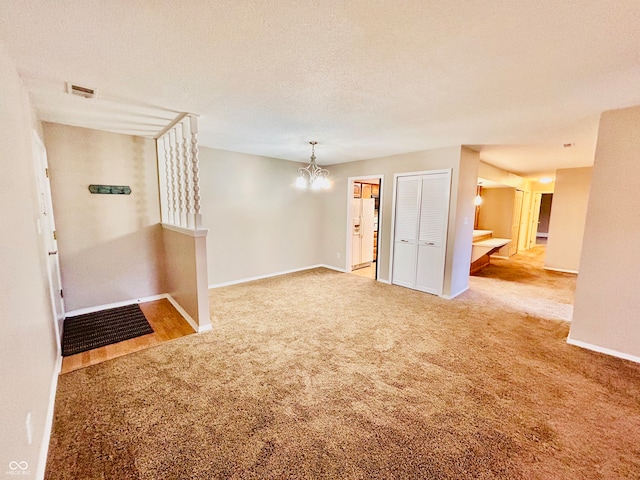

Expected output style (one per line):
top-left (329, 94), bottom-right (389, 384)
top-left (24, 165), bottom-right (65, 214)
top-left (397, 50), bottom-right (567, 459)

top-left (32, 132), bottom-right (65, 349)
top-left (392, 171), bottom-right (451, 296)
top-left (509, 190), bottom-right (524, 256)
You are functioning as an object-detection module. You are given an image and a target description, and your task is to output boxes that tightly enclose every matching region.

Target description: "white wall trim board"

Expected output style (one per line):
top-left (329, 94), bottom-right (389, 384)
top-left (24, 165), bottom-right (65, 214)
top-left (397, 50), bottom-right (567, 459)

top-left (319, 264), bottom-right (347, 273)
top-left (37, 355), bottom-right (62, 480)
top-left (163, 294), bottom-right (209, 333)
top-left (441, 286), bottom-right (469, 300)
top-left (491, 255), bottom-right (509, 259)
top-left (161, 223), bottom-right (209, 238)
top-left (65, 293), bottom-right (209, 334)
top-left (567, 337), bottom-right (640, 364)
top-left (544, 266), bottom-right (579, 274)
top-left (65, 294), bottom-right (168, 317)
top-left (377, 278), bottom-right (391, 284)
top-left (208, 264), bottom-right (346, 289)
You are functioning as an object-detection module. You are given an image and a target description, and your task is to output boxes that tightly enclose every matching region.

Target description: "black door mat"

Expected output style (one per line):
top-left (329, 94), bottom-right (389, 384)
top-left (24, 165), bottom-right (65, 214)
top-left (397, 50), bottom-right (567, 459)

top-left (62, 303), bottom-right (154, 356)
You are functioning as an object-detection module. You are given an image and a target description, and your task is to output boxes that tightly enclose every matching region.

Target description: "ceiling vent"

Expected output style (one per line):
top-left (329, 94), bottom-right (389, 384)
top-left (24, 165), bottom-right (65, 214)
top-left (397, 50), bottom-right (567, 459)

top-left (66, 83), bottom-right (97, 99)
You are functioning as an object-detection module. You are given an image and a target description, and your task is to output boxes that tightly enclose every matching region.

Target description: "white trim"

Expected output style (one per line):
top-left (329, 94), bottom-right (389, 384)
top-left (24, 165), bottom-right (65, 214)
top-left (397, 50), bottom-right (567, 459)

top-left (544, 266), bottom-right (579, 274)
top-left (36, 355), bottom-right (62, 480)
top-left (161, 223), bottom-right (208, 237)
top-left (319, 264), bottom-right (347, 273)
top-left (163, 294), bottom-right (210, 333)
top-left (65, 294), bottom-right (168, 317)
top-left (377, 278), bottom-right (391, 284)
top-left (491, 255), bottom-right (509, 259)
top-left (441, 286), bottom-right (469, 300)
top-left (566, 337), bottom-right (640, 364)
top-left (208, 264), bottom-right (346, 289)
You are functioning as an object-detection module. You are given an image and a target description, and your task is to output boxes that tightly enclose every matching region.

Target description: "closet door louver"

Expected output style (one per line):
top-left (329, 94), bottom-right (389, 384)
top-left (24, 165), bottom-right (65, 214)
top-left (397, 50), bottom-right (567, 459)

top-left (392, 176), bottom-right (421, 288)
top-left (395, 176), bottom-right (420, 242)
top-left (392, 170), bottom-right (451, 295)
top-left (418, 175), bottom-right (449, 247)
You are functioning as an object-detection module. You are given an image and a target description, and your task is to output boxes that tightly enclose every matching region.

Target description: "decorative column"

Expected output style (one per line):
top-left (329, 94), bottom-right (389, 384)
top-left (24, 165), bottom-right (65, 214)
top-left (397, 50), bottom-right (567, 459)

top-left (189, 114), bottom-right (202, 229)
top-left (163, 136), bottom-right (174, 225)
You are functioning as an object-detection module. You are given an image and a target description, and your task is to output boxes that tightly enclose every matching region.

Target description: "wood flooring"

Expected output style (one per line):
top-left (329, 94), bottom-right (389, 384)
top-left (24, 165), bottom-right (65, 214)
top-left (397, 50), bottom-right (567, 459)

top-left (60, 298), bottom-right (195, 374)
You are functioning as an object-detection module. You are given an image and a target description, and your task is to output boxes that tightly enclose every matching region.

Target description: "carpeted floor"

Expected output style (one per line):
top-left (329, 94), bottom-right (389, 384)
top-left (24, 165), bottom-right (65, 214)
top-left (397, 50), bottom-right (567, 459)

top-left (46, 248), bottom-right (640, 479)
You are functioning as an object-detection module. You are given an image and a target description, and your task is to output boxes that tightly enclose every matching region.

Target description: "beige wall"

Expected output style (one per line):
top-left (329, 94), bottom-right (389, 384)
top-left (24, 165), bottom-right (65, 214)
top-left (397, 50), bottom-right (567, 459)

top-left (43, 123), bottom-right (165, 311)
top-left (199, 147), bottom-right (323, 285)
top-left (544, 167), bottom-right (592, 272)
top-left (477, 161), bottom-right (531, 190)
top-left (477, 187), bottom-right (515, 256)
top-left (569, 105), bottom-right (640, 359)
top-left (162, 227), bottom-right (210, 329)
top-left (0, 44), bottom-right (58, 478)
top-left (320, 146), bottom-right (477, 297)
top-left (447, 147), bottom-right (480, 296)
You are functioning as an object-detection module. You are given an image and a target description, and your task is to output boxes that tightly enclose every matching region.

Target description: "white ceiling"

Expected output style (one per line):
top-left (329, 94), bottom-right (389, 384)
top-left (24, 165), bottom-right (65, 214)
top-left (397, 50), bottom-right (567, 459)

top-left (2, 1), bottom-right (640, 178)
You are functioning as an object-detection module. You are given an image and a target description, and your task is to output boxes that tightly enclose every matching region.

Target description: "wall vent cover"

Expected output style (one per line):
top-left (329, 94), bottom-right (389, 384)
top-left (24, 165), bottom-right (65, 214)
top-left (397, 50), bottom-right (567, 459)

top-left (66, 83), bottom-right (97, 99)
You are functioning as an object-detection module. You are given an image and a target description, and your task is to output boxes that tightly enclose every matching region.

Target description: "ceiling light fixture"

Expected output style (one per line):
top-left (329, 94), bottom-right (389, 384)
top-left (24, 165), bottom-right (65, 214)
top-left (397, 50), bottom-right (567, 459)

top-left (296, 141), bottom-right (330, 190)
top-left (474, 184), bottom-right (483, 206)
top-left (539, 177), bottom-right (554, 184)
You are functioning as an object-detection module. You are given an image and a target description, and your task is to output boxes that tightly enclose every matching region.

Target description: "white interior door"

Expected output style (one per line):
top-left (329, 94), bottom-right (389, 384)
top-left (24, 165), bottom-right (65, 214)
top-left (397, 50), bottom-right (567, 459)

top-left (415, 174), bottom-right (450, 295)
top-left (392, 176), bottom-right (420, 288)
top-left (518, 190), bottom-right (532, 251)
top-left (392, 171), bottom-right (450, 295)
top-left (509, 190), bottom-right (524, 256)
top-left (32, 133), bottom-right (65, 349)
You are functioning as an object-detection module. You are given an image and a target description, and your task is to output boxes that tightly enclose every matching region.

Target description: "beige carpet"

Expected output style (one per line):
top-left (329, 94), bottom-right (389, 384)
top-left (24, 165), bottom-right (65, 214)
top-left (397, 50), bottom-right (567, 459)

top-left (46, 248), bottom-right (640, 479)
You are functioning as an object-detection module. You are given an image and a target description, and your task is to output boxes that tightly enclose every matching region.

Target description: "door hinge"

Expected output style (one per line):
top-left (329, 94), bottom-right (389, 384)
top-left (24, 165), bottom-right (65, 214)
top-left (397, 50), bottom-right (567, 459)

top-left (53, 230), bottom-right (57, 240)
top-left (45, 168), bottom-right (49, 178)
top-left (60, 289), bottom-right (63, 298)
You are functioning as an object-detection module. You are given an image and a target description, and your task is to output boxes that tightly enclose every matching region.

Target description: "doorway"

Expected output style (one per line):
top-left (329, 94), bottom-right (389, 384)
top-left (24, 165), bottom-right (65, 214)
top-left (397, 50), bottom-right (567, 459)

top-left (32, 132), bottom-right (65, 352)
top-left (347, 176), bottom-right (382, 280)
top-left (528, 193), bottom-right (553, 248)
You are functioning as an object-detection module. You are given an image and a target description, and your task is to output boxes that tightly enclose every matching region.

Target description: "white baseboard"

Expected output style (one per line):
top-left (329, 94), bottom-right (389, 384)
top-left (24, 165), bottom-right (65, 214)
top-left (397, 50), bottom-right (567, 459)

top-left (37, 355), bottom-right (62, 480)
top-left (163, 294), bottom-right (210, 333)
top-left (491, 255), bottom-right (509, 260)
top-left (544, 266), bottom-right (579, 274)
top-left (319, 264), bottom-right (347, 273)
top-left (209, 264), bottom-right (346, 289)
top-left (65, 294), bottom-right (210, 334)
top-left (566, 337), bottom-right (640, 364)
top-left (442, 286), bottom-right (469, 300)
top-left (377, 278), bottom-right (391, 284)
top-left (65, 294), bottom-right (167, 317)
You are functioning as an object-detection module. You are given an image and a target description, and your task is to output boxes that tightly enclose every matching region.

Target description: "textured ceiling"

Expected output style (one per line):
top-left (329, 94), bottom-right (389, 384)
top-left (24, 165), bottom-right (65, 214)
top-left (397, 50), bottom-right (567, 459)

top-left (1, 0), bottom-right (640, 177)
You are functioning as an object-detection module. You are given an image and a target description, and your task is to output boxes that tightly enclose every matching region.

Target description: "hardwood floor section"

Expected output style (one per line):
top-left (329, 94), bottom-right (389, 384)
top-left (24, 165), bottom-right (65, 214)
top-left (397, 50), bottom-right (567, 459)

top-left (60, 299), bottom-right (195, 375)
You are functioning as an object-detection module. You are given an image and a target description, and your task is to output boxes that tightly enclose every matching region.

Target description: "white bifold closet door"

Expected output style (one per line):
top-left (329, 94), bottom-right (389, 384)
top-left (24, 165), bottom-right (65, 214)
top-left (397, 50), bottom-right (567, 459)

top-left (392, 170), bottom-right (451, 296)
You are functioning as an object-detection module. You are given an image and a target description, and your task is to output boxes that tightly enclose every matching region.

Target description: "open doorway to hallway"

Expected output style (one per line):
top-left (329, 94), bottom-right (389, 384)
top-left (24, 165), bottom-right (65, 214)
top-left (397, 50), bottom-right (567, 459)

top-left (347, 176), bottom-right (382, 280)
top-left (532, 193), bottom-right (553, 246)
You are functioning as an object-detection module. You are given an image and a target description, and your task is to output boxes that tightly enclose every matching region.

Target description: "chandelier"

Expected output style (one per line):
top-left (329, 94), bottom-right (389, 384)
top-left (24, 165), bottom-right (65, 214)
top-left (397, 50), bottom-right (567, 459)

top-left (296, 141), bottom-right (330, 190)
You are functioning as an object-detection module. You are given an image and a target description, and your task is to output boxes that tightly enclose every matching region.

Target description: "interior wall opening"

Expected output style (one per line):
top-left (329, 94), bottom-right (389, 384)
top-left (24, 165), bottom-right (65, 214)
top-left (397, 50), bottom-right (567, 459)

top-left (348, 177), bottom-right (381, 280)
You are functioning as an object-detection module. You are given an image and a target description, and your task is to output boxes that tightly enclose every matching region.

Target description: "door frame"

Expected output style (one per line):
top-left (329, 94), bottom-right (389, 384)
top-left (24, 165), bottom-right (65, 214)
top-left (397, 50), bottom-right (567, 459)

top-left (346, 175), bottom-right (383, 279)
top-left (389, 169), bottom-right (451, 294)
top-left (529, 193), bottom-right (543, 249)
top-left (32, 131), bottom-right (65, 353)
